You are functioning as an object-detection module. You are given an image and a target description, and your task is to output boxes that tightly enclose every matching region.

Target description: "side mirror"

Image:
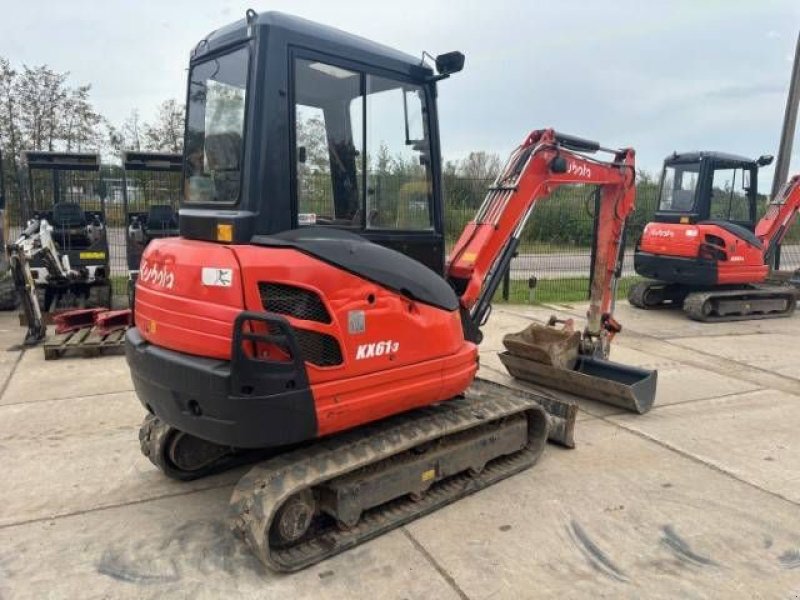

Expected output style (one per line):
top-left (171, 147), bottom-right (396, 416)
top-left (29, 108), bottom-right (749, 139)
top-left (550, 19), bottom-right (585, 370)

top-left (757, 154), bottom-right (774, 167)
top-left (435, 51), bottom-right (465, 76)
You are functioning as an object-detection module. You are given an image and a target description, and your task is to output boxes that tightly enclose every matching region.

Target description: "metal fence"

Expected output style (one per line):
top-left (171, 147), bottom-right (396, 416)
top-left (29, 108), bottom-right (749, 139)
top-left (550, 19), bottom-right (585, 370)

top-left (446, 176), bottom-right (800, 303)
top-left (4, 163), bottom-right (800, 306)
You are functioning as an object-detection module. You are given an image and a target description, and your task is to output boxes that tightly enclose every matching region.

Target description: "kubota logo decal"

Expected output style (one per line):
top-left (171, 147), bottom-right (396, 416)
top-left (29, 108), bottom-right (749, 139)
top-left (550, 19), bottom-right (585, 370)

top-left (356, 340), bottom-right (399, 360)
top-left (648, 229), bottom-right (675, 238)
top-left (140, 261), bottom-right (175, 290)
top-left (567, 162), bottom-right (591, 178)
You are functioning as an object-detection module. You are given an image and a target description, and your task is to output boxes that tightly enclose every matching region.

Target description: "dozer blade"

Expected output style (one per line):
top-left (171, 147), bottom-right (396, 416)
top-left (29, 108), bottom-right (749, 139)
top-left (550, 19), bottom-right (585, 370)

top-left (498, 351), bottom-right (657, 414)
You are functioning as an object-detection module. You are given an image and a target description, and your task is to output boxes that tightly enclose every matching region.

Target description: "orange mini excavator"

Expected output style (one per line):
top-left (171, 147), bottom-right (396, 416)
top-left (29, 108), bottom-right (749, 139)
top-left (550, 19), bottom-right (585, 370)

top-left (630, 150), bottom-right (800, 321)
top-left (125, 11), bottom-right (656, 571)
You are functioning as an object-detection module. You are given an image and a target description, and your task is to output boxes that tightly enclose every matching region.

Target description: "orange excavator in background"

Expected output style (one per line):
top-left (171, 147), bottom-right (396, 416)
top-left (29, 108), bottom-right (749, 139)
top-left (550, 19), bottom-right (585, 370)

top-left (630, 150), bottom-right (800, 321)
top-left (126, 11), bottom-right (656, 571)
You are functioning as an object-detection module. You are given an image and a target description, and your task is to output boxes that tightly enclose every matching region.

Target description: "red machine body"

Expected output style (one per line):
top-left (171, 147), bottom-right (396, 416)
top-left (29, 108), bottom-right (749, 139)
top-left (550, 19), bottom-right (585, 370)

top-left (135, 239), bottom-right (475, 438)
top-left (637, 221), bottom-right (769, 285)
top-left (130, 129), bottom-right (637, 448)
top-left (637, 174), bottom-right (800, 286)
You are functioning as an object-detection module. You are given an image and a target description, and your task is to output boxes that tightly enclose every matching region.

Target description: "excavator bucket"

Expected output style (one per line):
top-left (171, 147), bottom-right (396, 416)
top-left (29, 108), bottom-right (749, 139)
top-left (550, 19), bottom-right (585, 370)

top-left (499, 323), bottom-right (657, 414)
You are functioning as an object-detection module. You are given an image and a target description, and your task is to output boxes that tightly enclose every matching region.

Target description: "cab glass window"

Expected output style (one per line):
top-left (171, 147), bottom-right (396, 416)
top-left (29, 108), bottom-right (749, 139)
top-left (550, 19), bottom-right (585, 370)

top-left (659, 163), bottom-right (699, 211)
top-left (184, 47), bottom-right (249, 203)
top-left (294, 59), bottom-right (363, 226)
top-left (365, 76), bottom-right (433, 230)
top-left (710, 167), bottom-right (750, 222)
top-left (292, 59), bottom-right (433, 231)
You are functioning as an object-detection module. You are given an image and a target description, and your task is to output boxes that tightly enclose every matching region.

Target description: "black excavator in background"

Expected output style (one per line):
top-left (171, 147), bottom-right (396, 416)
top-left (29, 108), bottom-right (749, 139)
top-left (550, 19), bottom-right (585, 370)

top-left (122, 151), bottom-right (182, 309)
top-left (0, 149), bottom-right (15, 310)
top-left (23, 152), bottom-right (111, 311)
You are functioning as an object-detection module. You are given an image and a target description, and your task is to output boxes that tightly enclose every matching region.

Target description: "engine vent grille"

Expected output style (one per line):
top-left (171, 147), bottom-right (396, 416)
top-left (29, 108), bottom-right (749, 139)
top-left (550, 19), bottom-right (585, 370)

top-left (294, 329), bottom-right (343, 367)
top-left (259, 282), bottom-right (331, 323)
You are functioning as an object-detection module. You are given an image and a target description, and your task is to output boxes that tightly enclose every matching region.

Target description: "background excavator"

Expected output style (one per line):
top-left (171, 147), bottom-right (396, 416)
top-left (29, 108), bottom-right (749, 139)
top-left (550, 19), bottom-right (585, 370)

top-left (630, 150), bottom-right (800, 321)
top-left (125, 11), bottom-right (656, 571)
top-left (0, 149), bottom-right (13, 311)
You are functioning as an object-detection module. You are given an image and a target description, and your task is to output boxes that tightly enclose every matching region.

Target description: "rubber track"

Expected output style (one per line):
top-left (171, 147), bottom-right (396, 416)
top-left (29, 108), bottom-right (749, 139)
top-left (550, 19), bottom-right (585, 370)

top-left (683, 287), bottom-right (797, 322)
top-left (228, 379), bottom-right (548, 572)
top-left (139, 414), bottom-right (270, 481)
top-left (628, 280), bottom-right (654, 308)
top-left (628, 280), bottom-right (687, 309)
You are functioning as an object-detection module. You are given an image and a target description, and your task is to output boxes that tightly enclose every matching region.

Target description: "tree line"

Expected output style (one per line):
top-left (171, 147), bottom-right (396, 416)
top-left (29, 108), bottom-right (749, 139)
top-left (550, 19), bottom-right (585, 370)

top-left (12, 57), bottom-right (782, 248)
top-left (0, 56), bottom-right (184, 199)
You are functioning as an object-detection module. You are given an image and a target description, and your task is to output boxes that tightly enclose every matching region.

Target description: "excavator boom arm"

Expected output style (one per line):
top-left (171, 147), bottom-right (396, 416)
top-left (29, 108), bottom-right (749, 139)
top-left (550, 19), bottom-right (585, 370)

top-left (446, 128), bottom-right (636, 347)
top-left (755, 174), bottom-right (800, 258)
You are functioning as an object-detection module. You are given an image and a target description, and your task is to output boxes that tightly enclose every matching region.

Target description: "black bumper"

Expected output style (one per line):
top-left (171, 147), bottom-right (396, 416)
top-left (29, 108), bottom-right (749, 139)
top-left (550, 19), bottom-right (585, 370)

top-left (125, 312), bottom-right (318, 449)
top-left (634, 251), bottom-right (717, 286)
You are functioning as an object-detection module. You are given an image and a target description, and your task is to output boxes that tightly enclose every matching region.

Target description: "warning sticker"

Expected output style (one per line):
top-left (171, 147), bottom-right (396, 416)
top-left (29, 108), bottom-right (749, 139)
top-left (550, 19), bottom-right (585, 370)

top-left (298, 213), bottom-right (317, 226)
top-left (201, 267), bottom-right (233, 287)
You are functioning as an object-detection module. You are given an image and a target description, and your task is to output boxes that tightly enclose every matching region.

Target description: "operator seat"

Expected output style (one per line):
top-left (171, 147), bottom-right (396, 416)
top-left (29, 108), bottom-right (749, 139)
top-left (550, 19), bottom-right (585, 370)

top-left (144, 204), bottom-right (179, 239)
top-left (51, 202), bottom-right (90, 248)
top-left (204, 132), bottom-right (242, 202)
top-left (52, 202), bottom-right (87, 228)
top-left (671, 190), bottom-right (695, 211)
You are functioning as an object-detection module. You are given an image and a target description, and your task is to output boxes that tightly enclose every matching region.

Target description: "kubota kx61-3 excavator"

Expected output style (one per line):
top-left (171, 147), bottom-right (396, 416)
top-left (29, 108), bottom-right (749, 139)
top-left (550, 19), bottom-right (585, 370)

top-left (630, 150), bottom-right (800, 321)
top-left (125, 11), bottom-right (656, 571)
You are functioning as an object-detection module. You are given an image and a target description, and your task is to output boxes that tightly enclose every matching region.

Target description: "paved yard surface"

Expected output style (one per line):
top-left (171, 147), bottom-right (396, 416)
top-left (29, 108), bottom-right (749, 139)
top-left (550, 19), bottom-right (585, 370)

top-left (1, 304), bottom-right (800, 599)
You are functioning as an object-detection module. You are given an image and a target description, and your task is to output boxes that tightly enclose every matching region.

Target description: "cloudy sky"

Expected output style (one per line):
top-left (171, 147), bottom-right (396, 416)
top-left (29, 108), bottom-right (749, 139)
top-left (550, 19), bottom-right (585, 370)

top-left (1, 0), bottom-right (799, 179)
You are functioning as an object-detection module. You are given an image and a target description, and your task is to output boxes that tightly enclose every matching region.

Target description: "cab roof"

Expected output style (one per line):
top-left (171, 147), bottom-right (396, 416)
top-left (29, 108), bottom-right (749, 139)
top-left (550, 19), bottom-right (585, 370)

top-left (665, 150), bottom-right (756, 166)
top-left (191, 11), bottom-right (433, 79)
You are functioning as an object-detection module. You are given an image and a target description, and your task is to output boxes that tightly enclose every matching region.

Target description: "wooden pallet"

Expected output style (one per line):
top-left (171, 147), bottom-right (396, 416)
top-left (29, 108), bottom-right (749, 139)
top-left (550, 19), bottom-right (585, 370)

top-left (43, 327), bottom-right (127, 360)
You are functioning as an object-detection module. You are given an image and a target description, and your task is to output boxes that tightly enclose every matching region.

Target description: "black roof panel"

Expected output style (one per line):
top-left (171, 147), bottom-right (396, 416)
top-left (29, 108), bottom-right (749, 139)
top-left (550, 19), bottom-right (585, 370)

top-left (193, 11), bottom-right (432, 77)
top-left (123, 151), bottom-right (183, 172)
top-left (25, 151), bottom-right (100, 171)
top-left (665, 150), bottom-right (756, 166)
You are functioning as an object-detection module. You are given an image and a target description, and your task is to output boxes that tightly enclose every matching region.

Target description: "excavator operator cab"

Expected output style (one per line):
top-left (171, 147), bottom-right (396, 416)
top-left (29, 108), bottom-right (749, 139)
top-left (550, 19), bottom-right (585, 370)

top-left (22, 151), bottom-right (111, 309)
top-left (123, 151), bottom-right (182, 307)
top-left (654, 151), bottom-right (771, 231)
top-left (179, 11), bottom-right (463, 274)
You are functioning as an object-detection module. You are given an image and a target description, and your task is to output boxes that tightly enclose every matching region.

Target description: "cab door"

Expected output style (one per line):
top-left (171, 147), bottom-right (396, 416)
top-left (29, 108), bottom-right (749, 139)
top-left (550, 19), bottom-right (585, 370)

top-left (291, 53), bottom-right (444, 275)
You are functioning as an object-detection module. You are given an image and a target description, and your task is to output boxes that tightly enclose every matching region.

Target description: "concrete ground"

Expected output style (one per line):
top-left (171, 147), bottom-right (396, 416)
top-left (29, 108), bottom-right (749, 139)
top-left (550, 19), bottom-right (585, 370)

top-left (1, 304), bottom-right (800, 599)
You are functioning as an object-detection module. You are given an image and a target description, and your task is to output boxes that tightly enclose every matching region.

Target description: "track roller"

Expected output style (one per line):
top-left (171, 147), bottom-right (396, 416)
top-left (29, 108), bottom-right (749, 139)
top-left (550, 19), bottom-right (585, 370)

top-left (228, 379), bottom-right (550, 572)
